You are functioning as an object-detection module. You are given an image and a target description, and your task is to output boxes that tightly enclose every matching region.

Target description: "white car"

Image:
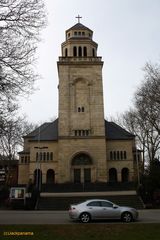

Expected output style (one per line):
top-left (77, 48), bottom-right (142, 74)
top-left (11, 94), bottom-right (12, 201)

top-left (69, 199), bottom-right (138, 223)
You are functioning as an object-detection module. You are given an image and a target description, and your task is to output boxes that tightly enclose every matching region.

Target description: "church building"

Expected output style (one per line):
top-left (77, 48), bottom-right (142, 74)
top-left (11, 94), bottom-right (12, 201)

top-left (18, 19), bottom-right (138, 188)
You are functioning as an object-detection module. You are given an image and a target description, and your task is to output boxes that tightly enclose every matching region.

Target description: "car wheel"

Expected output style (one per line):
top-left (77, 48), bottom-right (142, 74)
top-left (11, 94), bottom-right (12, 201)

top-left (121, 212), bottom-right (133, 223)
top-left (80, 212), bottom-right (91, 223)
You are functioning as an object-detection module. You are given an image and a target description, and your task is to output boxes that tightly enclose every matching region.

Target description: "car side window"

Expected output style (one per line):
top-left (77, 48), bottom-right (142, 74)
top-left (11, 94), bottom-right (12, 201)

top-left (87, 201), bottom-right (101, 207)
top-left (101, 201), bottom-right (113, 208)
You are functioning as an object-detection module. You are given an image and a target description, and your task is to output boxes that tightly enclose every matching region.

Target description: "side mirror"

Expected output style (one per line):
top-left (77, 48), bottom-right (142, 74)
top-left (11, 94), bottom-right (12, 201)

top-left (113, 204), bottom-right (118, 209)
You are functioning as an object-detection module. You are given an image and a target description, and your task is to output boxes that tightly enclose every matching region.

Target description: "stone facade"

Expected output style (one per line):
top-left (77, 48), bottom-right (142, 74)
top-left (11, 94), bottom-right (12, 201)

top-left (18, 22), bottom-right (138, 187)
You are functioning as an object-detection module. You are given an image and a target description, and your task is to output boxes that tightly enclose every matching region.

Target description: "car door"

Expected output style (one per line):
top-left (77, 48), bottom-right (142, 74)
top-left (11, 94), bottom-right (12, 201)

top-left (100, 201), bottom-right (121, 219)
top-left (86, 201), bottom-right (102, 219)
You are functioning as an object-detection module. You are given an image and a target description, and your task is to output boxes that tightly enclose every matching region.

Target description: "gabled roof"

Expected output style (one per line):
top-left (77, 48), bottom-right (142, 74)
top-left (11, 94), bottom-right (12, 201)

top-left (24, 118), bottom-right (134, 142)
top-left (105, 120), bottom-right (135, 140)
top-left (67, 23), bottom-right (93, 33)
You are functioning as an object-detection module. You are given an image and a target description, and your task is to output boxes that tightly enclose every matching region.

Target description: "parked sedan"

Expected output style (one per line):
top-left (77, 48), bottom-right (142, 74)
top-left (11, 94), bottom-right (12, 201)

top-left (69, 199), bottom-right (138, 223)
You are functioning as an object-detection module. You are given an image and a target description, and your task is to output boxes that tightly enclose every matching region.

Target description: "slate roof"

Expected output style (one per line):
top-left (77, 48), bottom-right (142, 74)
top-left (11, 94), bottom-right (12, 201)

top-left (25, 119), bottom-right (58, 141)
top-left (105, 120), bottom-right (135, 140)
top-left (24, 118), bottom-right (134, 141)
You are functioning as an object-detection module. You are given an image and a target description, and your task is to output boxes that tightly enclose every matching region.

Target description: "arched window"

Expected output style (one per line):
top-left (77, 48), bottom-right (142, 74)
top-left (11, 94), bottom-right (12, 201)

top-left (72, 153), bottom-right (92, 166)
top-left (75, 130), bottom-right (78, 136)
top-left (43, 152), bottom-right (46, 161)
top-left (82, 107), bottom-right (84, 112)
top-left (40, 152), bottom-right (42, 161)
top-left (78, 46), bottom-right (82, 57)
top-left (83, 47), bottom-right (87, 56)
top-left (120, 151), bottom-right (123, 160)
top-left (124, 151), bottom-right (127, 159)
top-left (73, 46), bottom-right (77, 56)
top-left (65, 48), bottom-right (68, 57)
top-left (117, 151), bottom-right (120, 160)
top-left (46, 169), bottom-right (55, 184)
top-left (92, 48), bottom-right (95, 57)
top-left (47, 152), bottom-right (49, 161)
top-left (78, 107), bottom-right (81, 112)
top-left (113, 151), bottom-right (116, 160)
top-left (109, 168), bottom-right (117, 182)
top-left (121, 168), bottom-right (129, 182)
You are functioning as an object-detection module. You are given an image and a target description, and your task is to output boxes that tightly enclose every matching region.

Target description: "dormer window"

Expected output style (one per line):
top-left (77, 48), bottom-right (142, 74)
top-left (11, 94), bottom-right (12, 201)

top-left (74, 31), bottom-right (77, 35)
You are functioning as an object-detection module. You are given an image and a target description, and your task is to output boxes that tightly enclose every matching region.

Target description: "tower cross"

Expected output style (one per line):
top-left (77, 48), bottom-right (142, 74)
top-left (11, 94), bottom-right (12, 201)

top-left (76, 15), bottom-right (82, 23)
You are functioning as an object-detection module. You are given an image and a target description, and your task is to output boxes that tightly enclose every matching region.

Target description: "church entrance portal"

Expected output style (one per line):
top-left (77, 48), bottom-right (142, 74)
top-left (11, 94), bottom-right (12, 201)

top-left (72, 153), bottom-right (92, 183)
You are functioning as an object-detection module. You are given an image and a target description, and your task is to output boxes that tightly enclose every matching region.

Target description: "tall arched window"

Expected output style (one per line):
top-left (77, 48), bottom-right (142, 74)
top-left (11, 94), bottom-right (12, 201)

top-left (83, 47), bottom-right (87, 56)
top-left (65, 48), bottom-right (68, 57)
top-left (122, 168), bottom-right (129, 182)
top-left (117, 151), bottom-right (120, 160)
top-left (78, 46), bottom-right (82, 57)
top-left (73, 46), bottom-right (77, 56)
top-left (43, 152), bottom-right (46, 161)
top-left (92, 48), bottom-right (95, 57)
top-left (47, 152), bottom-right (49, 161)
top-left (109, 168), bottom-right (117, 182)
top-left (46, 169), bottom-right (55, 184)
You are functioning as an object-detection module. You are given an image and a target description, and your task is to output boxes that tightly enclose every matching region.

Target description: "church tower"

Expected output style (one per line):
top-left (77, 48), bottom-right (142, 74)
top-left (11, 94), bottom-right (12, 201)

top-left (18, 18), bottom-right (136, 187)
top-left (57, 18), bottom-right (107, 183)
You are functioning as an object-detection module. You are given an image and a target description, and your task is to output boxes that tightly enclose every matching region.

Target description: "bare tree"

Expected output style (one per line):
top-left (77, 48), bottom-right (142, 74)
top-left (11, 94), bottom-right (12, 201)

top-left (0, 0), bottom-right (47, 129)
top-left (0, 115), bottom-right (37, 161)
top-left (112, 62), bottom-right (160, 172)
top-left (135, 62), bottom-right (160, 135)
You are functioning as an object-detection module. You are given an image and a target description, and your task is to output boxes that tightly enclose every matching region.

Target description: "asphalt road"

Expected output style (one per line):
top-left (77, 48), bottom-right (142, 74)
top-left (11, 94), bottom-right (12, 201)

top-left (0, 209), bottom-right (160, 225)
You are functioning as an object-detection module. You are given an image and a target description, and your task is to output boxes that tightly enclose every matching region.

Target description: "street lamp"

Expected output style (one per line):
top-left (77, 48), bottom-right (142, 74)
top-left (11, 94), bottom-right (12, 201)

top-left (34, 146), bottom-right (48, 191)
top-left (135, 136), bottom-right (140, 186)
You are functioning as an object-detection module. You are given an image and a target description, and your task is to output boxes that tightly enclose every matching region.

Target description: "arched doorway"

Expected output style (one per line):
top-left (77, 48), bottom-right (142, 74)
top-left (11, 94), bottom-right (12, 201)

top-left (109, 168), bottom-right (117, 182)
top-left (34, 169), bottom-right (42, 189)
top-left (46, 169), bottom-right (55, 184)
top-left (121, 168), bottom-right (129, 182)
top-left (71, 153), bottom-right (93, 183)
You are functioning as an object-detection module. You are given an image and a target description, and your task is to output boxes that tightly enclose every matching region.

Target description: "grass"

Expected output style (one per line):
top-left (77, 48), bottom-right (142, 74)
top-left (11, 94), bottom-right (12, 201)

top-left (1, 224), bottom-right (160, 240)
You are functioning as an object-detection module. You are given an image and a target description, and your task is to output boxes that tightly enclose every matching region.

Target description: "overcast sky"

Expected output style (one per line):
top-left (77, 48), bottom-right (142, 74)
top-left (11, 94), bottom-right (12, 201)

top-left (20, 0), bottom-right (160, 123)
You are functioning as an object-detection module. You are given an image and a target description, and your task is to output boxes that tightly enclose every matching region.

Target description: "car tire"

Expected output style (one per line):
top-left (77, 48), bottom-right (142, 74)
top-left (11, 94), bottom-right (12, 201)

top-left (80, 212), bottom-right (91, 223)
top-left (121, 212), bottom-right (133, 223)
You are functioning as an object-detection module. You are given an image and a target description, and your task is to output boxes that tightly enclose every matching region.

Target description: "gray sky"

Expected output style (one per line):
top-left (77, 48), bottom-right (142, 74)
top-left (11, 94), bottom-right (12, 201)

top-left (20, 0), bottom-right (160, 123)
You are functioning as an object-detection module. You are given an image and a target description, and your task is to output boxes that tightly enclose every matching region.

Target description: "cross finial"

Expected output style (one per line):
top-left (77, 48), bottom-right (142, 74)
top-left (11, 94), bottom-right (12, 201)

top-left (76, 15), bottom-right (82, 23)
